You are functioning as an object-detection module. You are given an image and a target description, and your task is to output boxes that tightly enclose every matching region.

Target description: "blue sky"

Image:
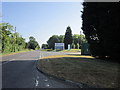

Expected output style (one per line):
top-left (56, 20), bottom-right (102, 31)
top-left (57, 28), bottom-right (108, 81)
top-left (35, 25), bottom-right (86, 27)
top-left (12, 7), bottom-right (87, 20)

top-left (2, 2), bottom-right (83, 46)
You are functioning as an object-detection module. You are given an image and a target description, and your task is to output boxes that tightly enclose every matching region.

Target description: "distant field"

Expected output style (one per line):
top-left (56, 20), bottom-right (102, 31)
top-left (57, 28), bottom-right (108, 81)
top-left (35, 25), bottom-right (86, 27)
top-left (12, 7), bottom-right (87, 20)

top-left (38, 55), bottom-right (119, 88)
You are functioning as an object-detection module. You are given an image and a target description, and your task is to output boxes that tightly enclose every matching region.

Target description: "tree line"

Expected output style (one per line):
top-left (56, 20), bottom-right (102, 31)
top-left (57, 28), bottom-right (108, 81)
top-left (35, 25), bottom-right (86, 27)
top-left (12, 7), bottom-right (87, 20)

top-left (81, 2), bottom-right (119, 59)
top-left (0, 23), bottom-right (40, 53)
top-left (42, 26), bottom-right (87, 49)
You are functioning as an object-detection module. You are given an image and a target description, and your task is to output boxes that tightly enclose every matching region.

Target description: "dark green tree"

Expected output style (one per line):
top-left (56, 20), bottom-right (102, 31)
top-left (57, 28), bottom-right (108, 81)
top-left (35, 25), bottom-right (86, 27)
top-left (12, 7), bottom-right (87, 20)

top-left (64, 26), bottom-right (73, 49)
top-left (58, 35), bottom-right (64, 43)
top-left (41, 44), bottom-right (48, 49)
top-left (29, 36), bottom-right (35, 41)
top-left (81, 2), bottom-right (119, 59)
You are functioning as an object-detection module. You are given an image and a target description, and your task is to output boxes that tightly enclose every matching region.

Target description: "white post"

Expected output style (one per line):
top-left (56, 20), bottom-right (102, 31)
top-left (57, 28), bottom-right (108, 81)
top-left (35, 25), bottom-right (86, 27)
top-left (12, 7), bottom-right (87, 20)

top-left (68, 44), bottom-right (70, 51)
top-left (78, 37), bottom-right (79, 49)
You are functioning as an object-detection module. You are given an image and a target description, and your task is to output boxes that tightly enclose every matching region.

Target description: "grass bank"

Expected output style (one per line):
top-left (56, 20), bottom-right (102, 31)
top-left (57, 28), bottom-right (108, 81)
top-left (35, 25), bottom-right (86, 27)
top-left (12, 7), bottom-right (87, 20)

top-left (38, 55), bottom-right (119, 88)
top-left (41, 49), bottom-right (81, 52)
top-left (58, 49), bottom-right (81, 52)
top-left (0, 49), bottom-right (33, 57)
top-left (41, 49), bottom-right (53, 51)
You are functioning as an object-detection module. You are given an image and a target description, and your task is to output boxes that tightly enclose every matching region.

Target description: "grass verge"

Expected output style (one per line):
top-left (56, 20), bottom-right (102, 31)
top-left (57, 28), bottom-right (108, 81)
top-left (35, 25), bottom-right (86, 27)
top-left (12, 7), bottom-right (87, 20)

top-left (58, 49), bottom-right (81, 52)
top-left (41, 49), bottom-right (81, 52)
top-left (41, 49), bottom-right (53, 51)
top-left (0, 49), bottom-right (33, 57)
top-left (38, 55), bottom-right (119, 88)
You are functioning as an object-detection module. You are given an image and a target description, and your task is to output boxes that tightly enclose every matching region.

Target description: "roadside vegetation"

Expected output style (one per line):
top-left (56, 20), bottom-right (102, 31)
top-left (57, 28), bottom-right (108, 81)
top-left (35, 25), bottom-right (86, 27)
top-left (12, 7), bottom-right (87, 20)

top-left (81, 2), bottom-right (119, 60)
top-left (0, 23), bottom-right (40, 56)
top-left (38, 55), bottom-right (119, 88)
top-left (0, 49), bottom-right (33, 56)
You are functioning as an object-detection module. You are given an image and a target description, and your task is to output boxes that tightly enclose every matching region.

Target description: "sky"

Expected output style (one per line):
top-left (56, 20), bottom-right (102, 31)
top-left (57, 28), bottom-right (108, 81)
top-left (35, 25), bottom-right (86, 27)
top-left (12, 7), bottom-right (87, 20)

top-left (2, 2), bottom-right (83, 46)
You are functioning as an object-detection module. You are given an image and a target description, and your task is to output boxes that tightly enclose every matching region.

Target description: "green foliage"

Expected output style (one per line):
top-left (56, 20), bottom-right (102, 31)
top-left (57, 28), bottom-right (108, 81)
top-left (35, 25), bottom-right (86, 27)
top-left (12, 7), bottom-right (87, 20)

top-left (46, 32), bottom-right (87, 50)
top-left (64, 26), bottom-right (73, 49)
top-left (1, 23), bottom-right (40, 53)
top-left (47, 35), bottom-right (64, 49)
top-left (29, 36), bottom-right (35, 41)
top-left (47, 35), bottom-right (60, 49)
top-left (72, 34), bottom-right (87, 49)
top-left (41, 44), bottom-right (48, 49)
top-left (81, 2), bottom-right (119, 59)
top-left (0, 23), bottom-right (27, 53)
top-left (27, 36), bottom-right (40, 50)
top-left (58, 35), bottom-right (64, 43)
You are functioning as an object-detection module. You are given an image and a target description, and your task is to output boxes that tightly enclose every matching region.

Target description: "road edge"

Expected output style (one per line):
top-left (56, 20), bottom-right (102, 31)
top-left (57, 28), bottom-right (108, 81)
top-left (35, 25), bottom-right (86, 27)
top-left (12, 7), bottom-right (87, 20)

top-left (0, 50), bottom-right (33, 57)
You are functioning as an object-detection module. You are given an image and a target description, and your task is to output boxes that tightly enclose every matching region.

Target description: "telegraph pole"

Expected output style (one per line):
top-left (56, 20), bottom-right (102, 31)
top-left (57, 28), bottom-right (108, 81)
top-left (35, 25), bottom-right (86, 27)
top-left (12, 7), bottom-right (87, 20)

top-left (15, 27), bottom-right (16, 32)
top-left (14, 27), bottom-right (16, 52)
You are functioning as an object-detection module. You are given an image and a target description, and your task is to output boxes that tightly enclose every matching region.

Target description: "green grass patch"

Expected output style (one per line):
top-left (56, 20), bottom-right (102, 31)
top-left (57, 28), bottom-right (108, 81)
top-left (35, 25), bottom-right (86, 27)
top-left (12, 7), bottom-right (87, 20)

top-left (38, 57), bottom-right (119, 88)
top-left (59, 49), bottom-right (81, 52)
top-left (41, 49), bottom-right (53, 51)
top-left (41, 49), bottom-right (81, 52)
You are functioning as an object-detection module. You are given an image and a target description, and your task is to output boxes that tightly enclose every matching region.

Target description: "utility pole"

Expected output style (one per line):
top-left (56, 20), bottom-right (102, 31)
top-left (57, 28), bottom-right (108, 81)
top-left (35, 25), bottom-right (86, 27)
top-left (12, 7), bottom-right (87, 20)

top-left (14, 27), bottom-right (16, 52)
top-left (15, 27), bottom-right (16, 32)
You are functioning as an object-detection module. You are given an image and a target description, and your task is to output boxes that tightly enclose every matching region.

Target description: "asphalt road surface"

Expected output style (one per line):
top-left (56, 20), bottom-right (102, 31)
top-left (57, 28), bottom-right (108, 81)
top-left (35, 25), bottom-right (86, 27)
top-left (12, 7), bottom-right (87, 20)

top-left (2, 50), bottom-right (80, 88)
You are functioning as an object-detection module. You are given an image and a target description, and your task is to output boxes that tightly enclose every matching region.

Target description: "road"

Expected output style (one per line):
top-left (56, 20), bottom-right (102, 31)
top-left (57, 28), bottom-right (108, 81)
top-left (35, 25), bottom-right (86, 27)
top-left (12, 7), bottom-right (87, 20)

top-left (1, 50), bottom-right (80, 88)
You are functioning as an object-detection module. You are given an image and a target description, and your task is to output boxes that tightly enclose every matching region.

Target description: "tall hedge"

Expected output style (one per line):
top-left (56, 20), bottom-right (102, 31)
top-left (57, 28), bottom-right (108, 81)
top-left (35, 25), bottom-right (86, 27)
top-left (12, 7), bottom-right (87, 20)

top-left (81, 2), bottom-right (119, 59)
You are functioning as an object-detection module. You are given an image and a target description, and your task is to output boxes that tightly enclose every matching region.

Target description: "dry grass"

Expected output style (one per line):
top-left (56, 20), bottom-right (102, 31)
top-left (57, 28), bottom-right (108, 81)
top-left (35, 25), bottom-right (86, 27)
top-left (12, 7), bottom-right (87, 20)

top-left (38, 55), bottom-right (119, 88)
top-left (41, 55), bottom-right (94, 59)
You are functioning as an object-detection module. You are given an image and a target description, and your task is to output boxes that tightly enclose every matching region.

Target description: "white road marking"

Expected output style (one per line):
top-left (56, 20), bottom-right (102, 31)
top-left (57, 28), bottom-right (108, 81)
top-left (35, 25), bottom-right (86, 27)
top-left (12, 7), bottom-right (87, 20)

top-left (46, 84), bottom-right (50, 87)
top-left (35, 80), bottom-right (39, 86)
top-left (39, 52), bottom-right (42, 59)
top-left (44, 79), bottom-right (48, 81)
top-left (39, 55), bottom-right (41, 59)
